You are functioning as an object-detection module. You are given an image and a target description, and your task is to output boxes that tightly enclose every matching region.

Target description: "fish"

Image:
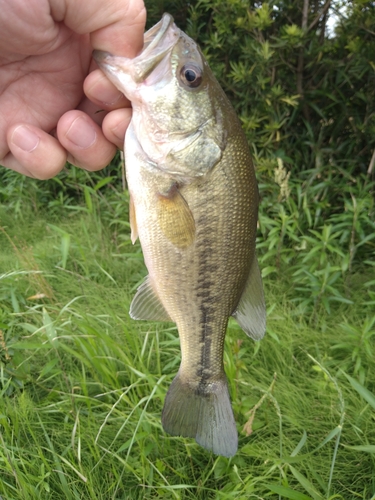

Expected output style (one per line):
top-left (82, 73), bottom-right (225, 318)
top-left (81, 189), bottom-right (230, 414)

top-left (93, 13), bottom-right (266, 457)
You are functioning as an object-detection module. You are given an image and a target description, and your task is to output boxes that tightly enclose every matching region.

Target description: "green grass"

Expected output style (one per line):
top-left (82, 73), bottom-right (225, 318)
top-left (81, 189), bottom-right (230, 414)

top-left (0, 193), bottom-right (374, 499)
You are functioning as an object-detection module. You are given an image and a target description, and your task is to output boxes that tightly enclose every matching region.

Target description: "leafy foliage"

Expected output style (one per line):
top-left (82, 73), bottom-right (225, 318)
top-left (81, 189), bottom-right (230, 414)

top-left (146, 0), bottom-right (375, 180)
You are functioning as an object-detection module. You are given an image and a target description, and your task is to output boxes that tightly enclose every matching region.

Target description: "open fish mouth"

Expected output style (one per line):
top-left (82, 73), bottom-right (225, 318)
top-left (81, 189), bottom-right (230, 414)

top-left (93, 13), bottom-right (180, 83)
top-left (142, 13), bottom-right (175, 55)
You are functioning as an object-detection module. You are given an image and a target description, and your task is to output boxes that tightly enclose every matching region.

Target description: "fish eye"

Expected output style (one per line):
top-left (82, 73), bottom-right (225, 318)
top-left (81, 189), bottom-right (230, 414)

top-left (180, 64), bottom-right (203, 88)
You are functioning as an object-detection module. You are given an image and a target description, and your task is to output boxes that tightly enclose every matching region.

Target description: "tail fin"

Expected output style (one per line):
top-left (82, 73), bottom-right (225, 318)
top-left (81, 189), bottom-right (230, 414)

top-left (161, 372), bottom-right (238, 457)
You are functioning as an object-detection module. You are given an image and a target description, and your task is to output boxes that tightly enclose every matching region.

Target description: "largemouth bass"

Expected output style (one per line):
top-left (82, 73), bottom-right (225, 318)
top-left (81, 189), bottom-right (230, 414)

top-left (94, 13), bottom-right (266, 457)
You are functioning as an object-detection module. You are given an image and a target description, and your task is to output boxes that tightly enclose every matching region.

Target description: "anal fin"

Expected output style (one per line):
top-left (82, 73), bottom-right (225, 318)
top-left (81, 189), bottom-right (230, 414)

top-left (130, 276), bottom-right (171, 322)
top-left (232, 255), bottom-right (266, 340)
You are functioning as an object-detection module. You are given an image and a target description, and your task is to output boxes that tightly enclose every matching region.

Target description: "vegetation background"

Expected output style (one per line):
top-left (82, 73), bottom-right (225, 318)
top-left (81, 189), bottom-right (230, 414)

top-left (0, 0), bottom-right (374, 498)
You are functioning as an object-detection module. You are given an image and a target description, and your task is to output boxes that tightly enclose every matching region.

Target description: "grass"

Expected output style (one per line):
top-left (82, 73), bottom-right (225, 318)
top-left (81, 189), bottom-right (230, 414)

top-left (0, 176), bottom-right (375, 499)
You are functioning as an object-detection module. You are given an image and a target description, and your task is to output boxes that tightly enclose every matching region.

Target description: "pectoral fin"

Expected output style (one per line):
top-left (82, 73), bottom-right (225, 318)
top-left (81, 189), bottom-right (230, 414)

top-left (156, 184), bottom-right (195, 249)
top-left (130, 275), bottom-right (172, 322)
top-left (129, 194), bottom-right (138, 244)
top-left (232, 256), bottom-right (266, 340)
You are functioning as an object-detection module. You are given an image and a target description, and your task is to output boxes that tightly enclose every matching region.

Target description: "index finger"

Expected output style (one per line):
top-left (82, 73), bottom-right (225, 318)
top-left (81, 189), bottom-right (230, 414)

top-left (49, 0), bottom-right (146, 57)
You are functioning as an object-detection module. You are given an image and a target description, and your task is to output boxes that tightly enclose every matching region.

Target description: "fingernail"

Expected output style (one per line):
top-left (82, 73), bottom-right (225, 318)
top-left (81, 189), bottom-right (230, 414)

top-left (89, 77), bottom-right (125, 106)
top-left (99, 89), bottom-right (124, 106)
top-left (11, 125), bottom-right (40, 152)
top-left (66, 116), bottom-right (97, 149)
top-left (111, 121), bottom-right (126, 144)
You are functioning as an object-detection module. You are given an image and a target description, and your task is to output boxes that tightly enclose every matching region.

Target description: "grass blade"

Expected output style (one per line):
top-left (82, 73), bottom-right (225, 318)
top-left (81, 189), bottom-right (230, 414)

top-left (342, 445), bottom-right (375, 453)
top-left (289, 466), bottom-right (323, 500)
top-left (265, 484), bottom-right (314, 500)
top-left (343, 372), bottom-right (375, 409)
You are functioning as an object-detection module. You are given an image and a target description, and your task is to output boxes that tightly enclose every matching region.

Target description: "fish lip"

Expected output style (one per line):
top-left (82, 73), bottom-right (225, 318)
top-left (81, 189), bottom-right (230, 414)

top-left (92, 49), bottom-right (111, 66)
top-left (142, 13), bottom-right (175, 58)
top-left (133, 13), bottom-right (179, 82)
top-left (93, 13), bottom-right (179, 83)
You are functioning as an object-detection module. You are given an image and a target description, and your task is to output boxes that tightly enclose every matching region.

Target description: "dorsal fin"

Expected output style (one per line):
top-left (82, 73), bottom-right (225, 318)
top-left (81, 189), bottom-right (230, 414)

top-left (232, 255), bottom-right (266, 340)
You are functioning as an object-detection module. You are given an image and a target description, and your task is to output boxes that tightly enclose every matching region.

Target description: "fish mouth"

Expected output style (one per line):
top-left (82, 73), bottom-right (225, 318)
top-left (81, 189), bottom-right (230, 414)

top-left (93, 13), bottom-right (180, 83)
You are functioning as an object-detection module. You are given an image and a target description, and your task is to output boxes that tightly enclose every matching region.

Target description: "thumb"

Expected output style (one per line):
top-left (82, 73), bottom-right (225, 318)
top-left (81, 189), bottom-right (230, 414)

top-left (5, 124), bottom-right (67, 178)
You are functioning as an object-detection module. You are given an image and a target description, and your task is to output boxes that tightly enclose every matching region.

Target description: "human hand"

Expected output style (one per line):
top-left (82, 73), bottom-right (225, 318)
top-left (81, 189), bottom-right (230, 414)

top-left (0, 0), bottom-right (146, 179)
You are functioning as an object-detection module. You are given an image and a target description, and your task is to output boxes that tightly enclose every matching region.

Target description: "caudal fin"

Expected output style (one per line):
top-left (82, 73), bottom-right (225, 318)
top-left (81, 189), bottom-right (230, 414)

top-left (161, 372), bottom-right (238, 457)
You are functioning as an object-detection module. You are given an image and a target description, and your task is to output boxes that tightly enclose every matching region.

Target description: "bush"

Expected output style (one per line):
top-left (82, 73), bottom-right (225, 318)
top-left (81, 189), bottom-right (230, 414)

top-left (167, 0), bottom-right (375, 179)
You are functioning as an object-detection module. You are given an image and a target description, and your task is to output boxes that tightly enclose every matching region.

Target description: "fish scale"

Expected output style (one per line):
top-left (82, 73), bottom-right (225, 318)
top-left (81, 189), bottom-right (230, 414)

top-left (174, 137), bottom-right (256, 375)
top-left (93, 13), bottom-right (266, 457)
